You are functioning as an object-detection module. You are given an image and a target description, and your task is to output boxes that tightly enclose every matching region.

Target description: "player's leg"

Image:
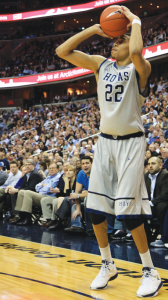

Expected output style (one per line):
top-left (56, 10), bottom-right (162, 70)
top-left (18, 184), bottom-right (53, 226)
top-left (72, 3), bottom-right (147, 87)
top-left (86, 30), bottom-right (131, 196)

top-left (89, 214), bottom-right (118, 290)
top-left (115, 137), bottom-right (162, 297)
top-left (86, 137), bottom-right (118, 290)
top-left (124, 219), bottom-right (163, 298)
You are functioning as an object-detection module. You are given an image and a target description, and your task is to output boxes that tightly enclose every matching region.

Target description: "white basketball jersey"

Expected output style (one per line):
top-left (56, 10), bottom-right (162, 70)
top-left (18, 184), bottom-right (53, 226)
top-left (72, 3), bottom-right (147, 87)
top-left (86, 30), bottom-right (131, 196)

top-left (98, 59), bottom-right (148, 135)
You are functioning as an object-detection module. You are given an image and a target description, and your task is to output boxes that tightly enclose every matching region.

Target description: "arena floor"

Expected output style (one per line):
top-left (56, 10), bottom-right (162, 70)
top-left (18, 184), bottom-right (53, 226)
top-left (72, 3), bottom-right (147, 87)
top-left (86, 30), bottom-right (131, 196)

top-left (0, 221), bottom-right (168, 299)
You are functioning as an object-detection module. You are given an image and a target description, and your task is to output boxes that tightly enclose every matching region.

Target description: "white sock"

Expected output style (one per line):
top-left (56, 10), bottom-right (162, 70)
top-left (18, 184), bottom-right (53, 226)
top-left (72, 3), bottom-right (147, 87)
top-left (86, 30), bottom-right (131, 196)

top-left (139, 250), bottom-right (154, 269)
top-left (99, 244), bottom-right (112, 263)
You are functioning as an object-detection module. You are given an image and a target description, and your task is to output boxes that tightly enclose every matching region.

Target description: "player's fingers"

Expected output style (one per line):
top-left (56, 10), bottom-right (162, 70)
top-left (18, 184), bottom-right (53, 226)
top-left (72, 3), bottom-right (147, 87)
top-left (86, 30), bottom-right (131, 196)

top-left (127, 22), bottom-right (132, 30)
top-left (121, 6), bottom-right (129, 11)
top-left (102, 32), bottom-right (113, 39)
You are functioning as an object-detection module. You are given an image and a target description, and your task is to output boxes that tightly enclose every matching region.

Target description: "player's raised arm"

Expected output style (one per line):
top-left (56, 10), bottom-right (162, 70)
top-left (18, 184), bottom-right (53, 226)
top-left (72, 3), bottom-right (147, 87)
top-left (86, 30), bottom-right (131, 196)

top-left (119, 6), bottom-right (151, 87)
top-left (56, 24), bottom-right (111, 73)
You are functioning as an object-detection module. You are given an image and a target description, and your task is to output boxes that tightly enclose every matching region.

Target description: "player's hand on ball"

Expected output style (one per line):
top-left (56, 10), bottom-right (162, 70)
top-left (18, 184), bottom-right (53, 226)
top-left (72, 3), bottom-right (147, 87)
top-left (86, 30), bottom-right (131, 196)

top-left (118, 6), bottom-right (140, 30)
top-left (93, 24), bottom-right (113, 39)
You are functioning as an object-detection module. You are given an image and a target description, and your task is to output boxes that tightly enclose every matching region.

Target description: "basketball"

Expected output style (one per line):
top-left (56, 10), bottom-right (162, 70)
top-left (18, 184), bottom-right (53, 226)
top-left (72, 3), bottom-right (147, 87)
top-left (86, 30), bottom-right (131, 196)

top-left (100, 5), bottom-right (129, 37)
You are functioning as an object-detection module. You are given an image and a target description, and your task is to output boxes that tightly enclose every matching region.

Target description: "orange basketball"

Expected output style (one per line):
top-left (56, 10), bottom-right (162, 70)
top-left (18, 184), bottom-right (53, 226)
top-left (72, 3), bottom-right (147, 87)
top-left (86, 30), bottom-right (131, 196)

top-left (100, 5), bottom-right (129, 37)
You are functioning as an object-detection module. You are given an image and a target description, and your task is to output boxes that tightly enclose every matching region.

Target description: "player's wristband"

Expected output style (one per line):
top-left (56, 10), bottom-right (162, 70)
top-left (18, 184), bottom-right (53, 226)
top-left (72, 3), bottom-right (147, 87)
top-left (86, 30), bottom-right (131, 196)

top-left (132, 19), bottom-right (141, 26)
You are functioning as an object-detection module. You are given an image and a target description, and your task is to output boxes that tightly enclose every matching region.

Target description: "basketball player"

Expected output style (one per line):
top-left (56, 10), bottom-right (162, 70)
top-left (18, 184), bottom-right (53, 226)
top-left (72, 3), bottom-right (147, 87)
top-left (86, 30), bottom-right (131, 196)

top-left (56, 6), bottom-right (162, 298)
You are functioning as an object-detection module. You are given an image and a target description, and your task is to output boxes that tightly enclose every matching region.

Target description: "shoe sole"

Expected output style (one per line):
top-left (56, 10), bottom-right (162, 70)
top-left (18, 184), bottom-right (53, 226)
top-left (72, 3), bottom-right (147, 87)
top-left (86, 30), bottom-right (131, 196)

top-left (136, 280), bottom-right (163, 298)
top-left (150, 244), bottom-right (165, 248)
top-left (90, 273), bottom-right (118, 290)
top-left (124, 239), bottom-right (134, 242)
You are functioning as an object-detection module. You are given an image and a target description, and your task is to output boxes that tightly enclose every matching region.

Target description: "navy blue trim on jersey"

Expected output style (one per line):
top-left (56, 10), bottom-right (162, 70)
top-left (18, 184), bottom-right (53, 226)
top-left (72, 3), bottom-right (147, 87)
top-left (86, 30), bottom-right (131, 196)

top-left (113, 62), bottom-right (118, 69)
top-left (117, 214), bottom-right (152, 220)
top-left (98, 58), bottom-right (108, 72)
top-left (88, 191), bottom-right (149, 201)
top-left (136, 70), bottom-right (150, 97)
top-left (86, 208), bottom-right (114, 217)
top-left (88, 191), bottom-right (115, 201)
top-left (86, 208), bottom-right (152, 219)
top-left (88, 191), bottom-right (136, 201)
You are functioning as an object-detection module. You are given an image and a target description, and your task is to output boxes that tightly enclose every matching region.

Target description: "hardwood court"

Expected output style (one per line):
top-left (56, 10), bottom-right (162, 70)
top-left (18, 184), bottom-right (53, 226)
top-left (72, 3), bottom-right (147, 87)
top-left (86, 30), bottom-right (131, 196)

top-left (0, 235), bottom-right (168, 300)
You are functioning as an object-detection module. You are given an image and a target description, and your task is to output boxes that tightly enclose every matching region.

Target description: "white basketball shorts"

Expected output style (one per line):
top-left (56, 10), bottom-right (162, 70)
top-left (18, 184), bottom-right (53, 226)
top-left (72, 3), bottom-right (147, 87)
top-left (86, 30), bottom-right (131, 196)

top-left (86, 135), bottom-right (152, 220)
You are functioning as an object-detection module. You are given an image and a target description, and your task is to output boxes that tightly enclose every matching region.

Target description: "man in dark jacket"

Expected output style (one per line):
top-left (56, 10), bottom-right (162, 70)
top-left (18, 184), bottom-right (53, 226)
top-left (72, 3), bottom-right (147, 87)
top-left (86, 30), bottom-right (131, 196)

top-left (144, 156), bottom-right (168, 248)
top-left (9, 159), bottom-right (42, 221)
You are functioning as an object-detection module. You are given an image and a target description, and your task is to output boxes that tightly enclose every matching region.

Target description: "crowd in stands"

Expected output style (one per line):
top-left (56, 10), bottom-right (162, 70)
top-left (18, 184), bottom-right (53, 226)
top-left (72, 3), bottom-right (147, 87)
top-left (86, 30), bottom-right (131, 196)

top-left (0, 13), bottom-right (167, 78)
top-left (142, 16), bottom-right (168, 47)
top-left (0, 74), bottom-right (168, 245)
top-left (0, 20), bottom-right (81, 41)
top-left (0, 38), bottom-right (112, 78)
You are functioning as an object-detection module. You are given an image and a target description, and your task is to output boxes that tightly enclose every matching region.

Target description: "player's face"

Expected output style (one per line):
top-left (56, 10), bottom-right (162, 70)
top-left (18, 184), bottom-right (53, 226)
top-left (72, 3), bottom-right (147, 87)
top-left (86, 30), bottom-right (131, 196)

top-left (111, 35), bottom-right (130, 61)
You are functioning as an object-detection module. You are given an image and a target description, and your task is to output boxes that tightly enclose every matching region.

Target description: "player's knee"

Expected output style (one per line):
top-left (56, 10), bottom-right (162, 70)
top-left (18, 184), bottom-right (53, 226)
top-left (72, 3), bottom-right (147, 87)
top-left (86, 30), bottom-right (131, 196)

top-left (123, 218), bottom-right (144, 231)
top-left (90, 213), bottom-right (106, 225)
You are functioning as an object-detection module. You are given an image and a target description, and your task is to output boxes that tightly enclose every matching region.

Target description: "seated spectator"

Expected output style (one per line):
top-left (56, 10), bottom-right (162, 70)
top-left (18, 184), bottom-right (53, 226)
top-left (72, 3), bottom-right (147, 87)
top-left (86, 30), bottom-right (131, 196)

top-left (0, 147), bottom-right (10, 170)
top-left (5, 165), bottom-right (27, 219)
top-left (148, 130), bottom-right (159, 145)
top-left (161, 148), bottom-right (168, 170)
top-left (148, 144), bottom-right (159, 156)
top-left (64, 156), bottom-right (93, 234)
top-left (9, 161), bottom-right (60, 225)
top-left (57, 160), bottom-right (64, 176)
top-left (76, 159), bottom-right (82, 175)
top-left (38, 160), bottom-right (49, 178)
top-left (0, 160), bottom-right (22, 217)
top-left (41, 164), bottom-right (77, 230)
top-left (144, 157), bottom-right (168, 248)
top-left (0, 162), bottom-right (8, 185)
top-left (145, 150), bottom-right (152, 160)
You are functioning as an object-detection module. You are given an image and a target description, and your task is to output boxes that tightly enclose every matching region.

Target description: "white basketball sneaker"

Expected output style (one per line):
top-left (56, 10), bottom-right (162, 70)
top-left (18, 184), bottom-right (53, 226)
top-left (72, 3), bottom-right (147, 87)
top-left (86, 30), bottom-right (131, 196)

top-left (90, 260), bottom-right (118, 290)
top-left (136, 267), bottom-right (163, 297)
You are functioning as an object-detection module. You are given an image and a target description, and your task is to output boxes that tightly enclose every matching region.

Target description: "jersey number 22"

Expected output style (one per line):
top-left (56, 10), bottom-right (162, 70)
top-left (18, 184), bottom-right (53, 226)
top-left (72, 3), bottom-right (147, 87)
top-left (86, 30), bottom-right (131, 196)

top-left (105, 84), bottom-right (124, 102)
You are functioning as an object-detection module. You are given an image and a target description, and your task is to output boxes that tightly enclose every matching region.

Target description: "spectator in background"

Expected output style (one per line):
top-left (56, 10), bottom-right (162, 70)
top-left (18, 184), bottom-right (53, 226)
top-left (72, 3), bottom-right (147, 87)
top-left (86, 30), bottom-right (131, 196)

top-left (0, 147), bottom-right (10, 170)
top-left (148, 144), bottom-right (159, 157)
top-left (10, 162), bottom-right (60, 226)
top-left (38, 160), bottom-right (49, 178)
top-left (9, 159), bottom-right (43, 223)
top-left (42, 164), bottom-right (77, 230)
top-left (161, 148), bottom-right (168, 170)
top-left (0, 160), bottom-right (22, 217)
top-left (148, 130), bottom-right (160, 145)
top-left (145, 157), bottom-right (168, 248)
top-left (64, 156), bottom-right (92, 234)
top-left (0, 162), bottom-right (8, 185)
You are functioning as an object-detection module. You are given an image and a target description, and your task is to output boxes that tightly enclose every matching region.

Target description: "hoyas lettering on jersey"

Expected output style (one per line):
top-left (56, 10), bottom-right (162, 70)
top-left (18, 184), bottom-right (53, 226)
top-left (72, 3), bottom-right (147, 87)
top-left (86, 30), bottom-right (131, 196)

top-left (103, 72), bottom-right (129, 82)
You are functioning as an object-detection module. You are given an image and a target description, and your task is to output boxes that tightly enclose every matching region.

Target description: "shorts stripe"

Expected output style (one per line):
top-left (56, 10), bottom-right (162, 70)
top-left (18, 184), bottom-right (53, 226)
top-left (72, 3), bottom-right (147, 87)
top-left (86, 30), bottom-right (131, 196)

top-left (117, 214), bottom-right (152, 220)
top-left (86, 208), bottom-right (113, 217)
top-left (88, 191), bottom-right (135, 201)
top-left (86, 208), bottom-right (152, 220)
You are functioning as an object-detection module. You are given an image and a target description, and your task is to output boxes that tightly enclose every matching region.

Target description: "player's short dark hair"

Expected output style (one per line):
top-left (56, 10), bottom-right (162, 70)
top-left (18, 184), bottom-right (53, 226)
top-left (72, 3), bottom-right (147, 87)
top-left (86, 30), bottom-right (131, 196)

top-left (81, 156), bottom-right (93, 164)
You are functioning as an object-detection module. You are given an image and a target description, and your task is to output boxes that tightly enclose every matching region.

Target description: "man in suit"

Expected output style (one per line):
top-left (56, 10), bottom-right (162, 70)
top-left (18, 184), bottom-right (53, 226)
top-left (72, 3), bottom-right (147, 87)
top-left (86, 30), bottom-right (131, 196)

top-left (161, 148), bottom-right (168, 170)
top-left (10, 162), bottom-right (60, 226)
top-left (9, 159), bottom-right (42, 223)
top-left (144, 156), bottom-right (168, 248)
